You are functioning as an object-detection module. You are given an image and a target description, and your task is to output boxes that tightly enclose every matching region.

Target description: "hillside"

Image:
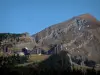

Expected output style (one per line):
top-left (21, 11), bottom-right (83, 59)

top-left (32, 13), bottom-right (100, 63)
top-left (0, 32), bottom-right (35, 51)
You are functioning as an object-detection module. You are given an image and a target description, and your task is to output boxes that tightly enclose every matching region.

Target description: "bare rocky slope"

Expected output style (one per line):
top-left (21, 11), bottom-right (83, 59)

top-left (32, 14), bottom-right (100, 63)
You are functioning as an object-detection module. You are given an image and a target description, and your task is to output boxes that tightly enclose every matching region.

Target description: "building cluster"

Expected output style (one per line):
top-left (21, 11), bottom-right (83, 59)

top-left (2, 43), bottom-right (64, 56)
top-left (1, 44), bottom-right (96, 68)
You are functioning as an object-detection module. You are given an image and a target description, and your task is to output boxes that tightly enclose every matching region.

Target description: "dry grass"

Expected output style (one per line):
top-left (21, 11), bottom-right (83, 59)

top-left (72, 65), bottom-right (91, 70)
top-left (15, 54), bottom-right (50, 67)
top-left (28, 54), bottom-right (50, 62)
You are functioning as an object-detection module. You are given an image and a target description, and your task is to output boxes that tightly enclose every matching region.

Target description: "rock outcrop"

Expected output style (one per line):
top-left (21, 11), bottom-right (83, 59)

top-left (0, 32), bottom-right (35, 51)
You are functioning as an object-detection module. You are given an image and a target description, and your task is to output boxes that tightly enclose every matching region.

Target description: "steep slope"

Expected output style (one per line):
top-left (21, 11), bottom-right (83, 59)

top-left (32, 14), bottom-right (100, 63)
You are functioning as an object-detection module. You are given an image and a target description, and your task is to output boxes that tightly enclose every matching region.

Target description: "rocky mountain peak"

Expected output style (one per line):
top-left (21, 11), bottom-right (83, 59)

top-left (32, 14), bottom-right (100, 63)
top-left (78, 13), bottom-right (97, 21)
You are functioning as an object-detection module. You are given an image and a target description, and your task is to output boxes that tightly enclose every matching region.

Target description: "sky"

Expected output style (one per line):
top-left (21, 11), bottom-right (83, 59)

top-left (0, 0), bottom-right (100, 35)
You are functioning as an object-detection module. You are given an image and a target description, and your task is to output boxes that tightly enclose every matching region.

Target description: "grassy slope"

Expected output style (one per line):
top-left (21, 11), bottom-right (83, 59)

top-left (28, 54), bottom-right (50, 62)
top-left (16, 54), bottom-right (50, 67)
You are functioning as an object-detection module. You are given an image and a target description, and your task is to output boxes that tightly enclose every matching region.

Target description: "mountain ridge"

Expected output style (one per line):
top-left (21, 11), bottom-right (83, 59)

top-left (32, 13), bottom-right (100, 63)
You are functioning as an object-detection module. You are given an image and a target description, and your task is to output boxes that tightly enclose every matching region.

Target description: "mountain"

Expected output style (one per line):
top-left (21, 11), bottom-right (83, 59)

top-left (32, 13), bottom-right (100, 63)
top-left (0, 13), bottom-right (100, 63)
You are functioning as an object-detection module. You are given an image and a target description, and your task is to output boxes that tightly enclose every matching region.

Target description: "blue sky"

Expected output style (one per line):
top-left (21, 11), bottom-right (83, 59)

top-left (0, 0), bottom-right (100, 35)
